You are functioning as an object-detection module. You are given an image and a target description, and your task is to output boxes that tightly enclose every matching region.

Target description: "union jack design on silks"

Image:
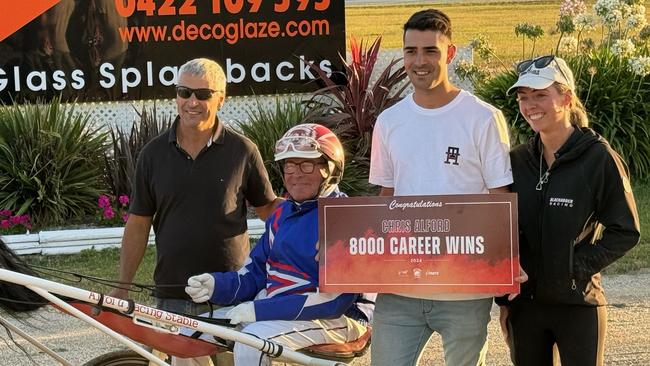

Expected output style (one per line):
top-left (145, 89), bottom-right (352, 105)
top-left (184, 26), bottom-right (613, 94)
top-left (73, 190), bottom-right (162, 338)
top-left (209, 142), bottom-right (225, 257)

top-left (210, 190), bottom-right (370, 322)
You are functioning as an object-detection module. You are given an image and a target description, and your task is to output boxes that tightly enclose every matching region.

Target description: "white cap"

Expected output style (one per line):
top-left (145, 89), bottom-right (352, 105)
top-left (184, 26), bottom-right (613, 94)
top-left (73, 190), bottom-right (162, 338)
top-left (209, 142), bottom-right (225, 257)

top-left (507, 56), bottom-right (575, 95)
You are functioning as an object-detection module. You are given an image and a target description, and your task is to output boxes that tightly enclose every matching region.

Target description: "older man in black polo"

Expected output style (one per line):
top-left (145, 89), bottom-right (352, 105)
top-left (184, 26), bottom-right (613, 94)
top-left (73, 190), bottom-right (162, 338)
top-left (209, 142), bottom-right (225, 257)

top-left (112, 58), bottom-right (281, 366)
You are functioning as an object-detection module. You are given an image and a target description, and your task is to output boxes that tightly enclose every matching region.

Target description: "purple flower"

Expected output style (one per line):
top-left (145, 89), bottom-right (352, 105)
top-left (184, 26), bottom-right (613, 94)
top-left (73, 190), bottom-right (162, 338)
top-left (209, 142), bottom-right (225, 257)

top-left (103, 207), bottom-right (115, 220)
top-left (122, 213), bottom-right (129, 223)
top-left (98, 195), bottom-right (111, 209)
top-left (10, 215), bottom-right (21, 225)
top-left (118, 195), bottom-right (130, 206)
top-left (0, 220), bottom-right (10, 229)
top-left (0, 209), bottom-right (12, 218)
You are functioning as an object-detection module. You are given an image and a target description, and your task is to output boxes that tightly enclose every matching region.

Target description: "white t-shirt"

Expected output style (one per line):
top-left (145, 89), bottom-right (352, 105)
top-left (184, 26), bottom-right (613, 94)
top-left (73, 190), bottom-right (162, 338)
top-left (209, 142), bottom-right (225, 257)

top-left (369, 91), bottom-right (513, 300)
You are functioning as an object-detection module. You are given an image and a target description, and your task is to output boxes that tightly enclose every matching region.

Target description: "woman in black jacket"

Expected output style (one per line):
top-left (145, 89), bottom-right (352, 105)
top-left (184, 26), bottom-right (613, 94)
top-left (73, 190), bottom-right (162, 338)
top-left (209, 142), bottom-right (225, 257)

top-left (498, 55), bottom-right (640, 366)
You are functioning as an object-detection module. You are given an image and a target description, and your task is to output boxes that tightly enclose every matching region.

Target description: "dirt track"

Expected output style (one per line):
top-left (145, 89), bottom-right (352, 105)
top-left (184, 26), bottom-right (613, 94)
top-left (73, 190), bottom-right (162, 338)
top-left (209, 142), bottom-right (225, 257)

top-left (1, 271), bottom-right (648, 365)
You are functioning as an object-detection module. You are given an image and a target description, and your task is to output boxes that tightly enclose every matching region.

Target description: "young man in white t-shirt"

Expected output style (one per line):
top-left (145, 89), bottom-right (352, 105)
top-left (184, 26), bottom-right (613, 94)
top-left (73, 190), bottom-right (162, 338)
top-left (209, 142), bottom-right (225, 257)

top-left (369, 9), bottom-right (513, 366)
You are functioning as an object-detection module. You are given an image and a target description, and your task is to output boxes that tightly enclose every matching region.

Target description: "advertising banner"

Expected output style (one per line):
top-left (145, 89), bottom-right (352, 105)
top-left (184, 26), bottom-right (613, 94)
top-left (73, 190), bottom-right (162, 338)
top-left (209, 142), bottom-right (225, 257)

top-left (318, 194), bottom-right (519, 294)
top-left (0, 0), bottom-right (345, 103)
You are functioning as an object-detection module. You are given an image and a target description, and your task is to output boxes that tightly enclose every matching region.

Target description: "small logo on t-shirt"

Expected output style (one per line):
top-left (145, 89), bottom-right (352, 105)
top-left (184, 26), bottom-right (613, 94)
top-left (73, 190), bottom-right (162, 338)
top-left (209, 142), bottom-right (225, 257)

top-left (549, 197), bottom-right (574, 207)
top-left (444, 146), bottom-right (460, 165)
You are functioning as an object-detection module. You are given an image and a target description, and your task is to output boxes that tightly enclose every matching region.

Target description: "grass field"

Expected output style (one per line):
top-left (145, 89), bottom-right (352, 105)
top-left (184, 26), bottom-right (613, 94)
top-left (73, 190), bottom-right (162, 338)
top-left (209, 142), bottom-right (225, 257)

top-left (18, 1), bottom-right (650, 293)
top-left (347, 1), bottom-right (559, 62)
top-left (347, 1), bottom-right (650, 63)
top-left (620, 181), bottom-right (650, 272)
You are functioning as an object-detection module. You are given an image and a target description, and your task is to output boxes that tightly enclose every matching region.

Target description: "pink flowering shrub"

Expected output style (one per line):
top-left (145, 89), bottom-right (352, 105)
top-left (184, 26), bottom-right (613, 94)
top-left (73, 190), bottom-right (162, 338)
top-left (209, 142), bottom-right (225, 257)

top-left (97, 194), bottom-right (130, 227)
top-left (0, 210), bottom-right (33, 235)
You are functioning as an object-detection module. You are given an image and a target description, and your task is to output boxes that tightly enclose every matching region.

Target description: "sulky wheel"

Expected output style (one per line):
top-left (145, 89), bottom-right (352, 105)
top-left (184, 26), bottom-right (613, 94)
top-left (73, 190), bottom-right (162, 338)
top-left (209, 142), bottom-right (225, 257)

top-left (82, 349), bottom-right (153, 366)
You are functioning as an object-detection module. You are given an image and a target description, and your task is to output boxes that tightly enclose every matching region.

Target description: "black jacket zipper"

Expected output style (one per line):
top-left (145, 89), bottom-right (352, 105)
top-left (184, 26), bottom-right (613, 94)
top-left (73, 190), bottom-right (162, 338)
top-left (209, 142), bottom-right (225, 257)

top-left (569, 239), bottom-right (577, 290)
top-left (536, 167), bottom-right (550, 299)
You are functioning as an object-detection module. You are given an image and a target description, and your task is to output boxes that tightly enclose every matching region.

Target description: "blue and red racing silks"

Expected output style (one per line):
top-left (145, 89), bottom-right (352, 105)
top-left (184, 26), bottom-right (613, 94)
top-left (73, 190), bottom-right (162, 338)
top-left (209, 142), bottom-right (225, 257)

top-left (210, 190), bottom-right (373, 322)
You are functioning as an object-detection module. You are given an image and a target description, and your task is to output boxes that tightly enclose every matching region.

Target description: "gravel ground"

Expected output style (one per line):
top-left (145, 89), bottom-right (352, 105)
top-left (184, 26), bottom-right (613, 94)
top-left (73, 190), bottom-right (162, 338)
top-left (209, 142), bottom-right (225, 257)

top-left (1, 271), bottom-right (648, 365)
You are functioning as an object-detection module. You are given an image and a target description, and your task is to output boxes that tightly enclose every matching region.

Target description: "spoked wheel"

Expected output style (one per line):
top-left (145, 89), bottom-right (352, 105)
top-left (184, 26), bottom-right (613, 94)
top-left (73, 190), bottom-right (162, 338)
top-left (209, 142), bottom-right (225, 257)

top-left (83, 350), bottom-right (152, 366)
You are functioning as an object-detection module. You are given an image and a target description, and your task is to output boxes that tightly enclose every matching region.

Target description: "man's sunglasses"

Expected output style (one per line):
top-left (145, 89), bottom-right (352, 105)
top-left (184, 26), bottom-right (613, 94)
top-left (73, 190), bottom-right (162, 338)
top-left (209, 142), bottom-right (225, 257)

top-left (175, 86), bottom-right (219, 101)
top-left (516, 55), bottom-right (571, 84)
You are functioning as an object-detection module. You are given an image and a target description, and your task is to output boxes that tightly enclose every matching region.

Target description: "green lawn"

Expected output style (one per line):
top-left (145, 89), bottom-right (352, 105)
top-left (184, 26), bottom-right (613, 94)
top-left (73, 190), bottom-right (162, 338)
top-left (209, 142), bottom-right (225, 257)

top-left (608, 180), bottom-right (650, 274)
top-left (24, 246), bottom-right (158, 305)
top-left (347, 1), bottom-right (559, 62)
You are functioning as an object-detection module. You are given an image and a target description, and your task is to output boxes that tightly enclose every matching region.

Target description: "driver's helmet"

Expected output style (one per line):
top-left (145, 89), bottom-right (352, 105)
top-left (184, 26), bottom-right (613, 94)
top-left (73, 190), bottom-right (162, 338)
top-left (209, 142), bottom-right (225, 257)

top-left (274, 123), bottom-right (344, 196)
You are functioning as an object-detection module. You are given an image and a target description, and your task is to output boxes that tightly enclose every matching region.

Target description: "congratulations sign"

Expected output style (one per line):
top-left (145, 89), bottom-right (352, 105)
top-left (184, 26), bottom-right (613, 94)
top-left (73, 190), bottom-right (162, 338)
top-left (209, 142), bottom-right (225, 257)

top-left (0, 0), bottom-right (344, 102)
top-left (318, 194), bottom-right (519, 294)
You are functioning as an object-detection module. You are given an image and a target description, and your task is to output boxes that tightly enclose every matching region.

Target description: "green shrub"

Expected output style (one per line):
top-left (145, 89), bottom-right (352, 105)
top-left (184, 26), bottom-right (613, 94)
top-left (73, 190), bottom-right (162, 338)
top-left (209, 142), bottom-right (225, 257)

top-left (236, 96), bottom-right (316, 195)
top-left (0, 98), bottom-right (108, 228)
top-left (569, 48), bottom-right (650, 178)
top-left (104, 103), bottom-right (173, 198)
top-left (464, 0), bottom-right (650, 178)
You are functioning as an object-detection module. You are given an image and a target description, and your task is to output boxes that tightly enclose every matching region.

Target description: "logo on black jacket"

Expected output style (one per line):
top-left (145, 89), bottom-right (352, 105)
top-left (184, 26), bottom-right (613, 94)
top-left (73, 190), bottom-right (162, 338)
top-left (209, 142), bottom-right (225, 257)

top-left (549, 197), bottom-right (574, 207)
top-left (444, 146), bottom-right (460, 165)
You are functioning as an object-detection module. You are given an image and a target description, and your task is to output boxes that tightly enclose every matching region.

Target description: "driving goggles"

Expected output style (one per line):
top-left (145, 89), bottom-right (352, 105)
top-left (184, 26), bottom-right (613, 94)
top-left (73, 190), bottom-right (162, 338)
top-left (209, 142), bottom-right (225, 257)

top-left (275, 136), bottom-right (320, 155)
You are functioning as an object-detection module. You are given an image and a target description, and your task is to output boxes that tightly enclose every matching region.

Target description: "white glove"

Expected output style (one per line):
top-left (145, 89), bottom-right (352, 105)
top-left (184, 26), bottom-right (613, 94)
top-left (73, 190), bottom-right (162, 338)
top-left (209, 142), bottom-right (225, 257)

top-left (226, 302), bottom-right (256, 324)
top-left (185, 273), bottom-right (215, 303)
